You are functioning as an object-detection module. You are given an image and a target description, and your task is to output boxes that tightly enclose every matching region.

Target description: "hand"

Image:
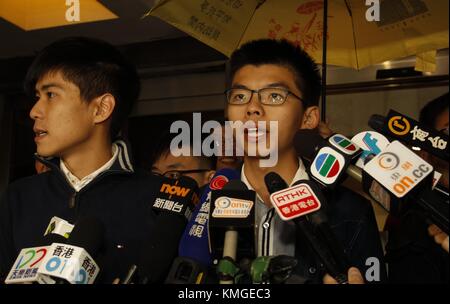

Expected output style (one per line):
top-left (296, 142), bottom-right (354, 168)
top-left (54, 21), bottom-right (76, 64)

top-left (323, 267), bottom-right (364, 284)
top-left (428, 224), bottom-right (449, 253)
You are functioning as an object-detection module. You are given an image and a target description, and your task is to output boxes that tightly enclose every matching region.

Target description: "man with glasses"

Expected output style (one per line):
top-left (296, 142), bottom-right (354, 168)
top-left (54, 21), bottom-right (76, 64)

top-left (151, 131), bottom-right (216, 187)
top-left (224, 39), bottom-right (385, 284)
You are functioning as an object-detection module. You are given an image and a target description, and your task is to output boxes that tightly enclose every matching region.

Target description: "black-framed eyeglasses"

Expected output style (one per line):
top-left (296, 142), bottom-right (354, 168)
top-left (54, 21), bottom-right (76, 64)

top-left (225, 87), bottom-right (304, 106)
top-left (153, 169), bottom-right (211, 180)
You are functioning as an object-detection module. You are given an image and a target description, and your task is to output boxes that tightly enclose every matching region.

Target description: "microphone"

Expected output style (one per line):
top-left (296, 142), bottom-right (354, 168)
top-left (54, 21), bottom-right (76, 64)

top-left (309, 133), bottom-right (362, 189)
top-left (36, 216), bottom-right (105, 284)
top-left (368, 110), bottom-right (448, 160)
top-left (362, 140), bottom-right (448, 233)
top-left (297, 130), bottom-right (448, 233)
top-left (137, 175), bottom-right (200, 284)
top-left (350, 131), bottom-right (390, 169)
top-left (166, 168), bottom-right (239, 284)
top-left (209, 180), bottom-right (256, 284)
top-left (4, 233), bottom-right (67, 284)
top-left (44, 216), bottom-right (74, 239)
top-left (265, 172), bottom-right (349, 284)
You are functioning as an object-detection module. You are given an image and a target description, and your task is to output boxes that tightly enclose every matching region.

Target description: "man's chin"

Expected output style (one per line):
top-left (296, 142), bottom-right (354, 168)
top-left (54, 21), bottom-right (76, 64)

top-left (36, 148), bottom-right (57, 158)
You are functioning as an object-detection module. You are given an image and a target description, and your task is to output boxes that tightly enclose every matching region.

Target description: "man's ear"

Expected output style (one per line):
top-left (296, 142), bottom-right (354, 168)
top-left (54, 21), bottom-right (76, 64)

top-left (205, 170), bottom-right (216, 185)
top-left (300, 106), bottom-right (320, 130)
top-left (92, 94), bottom-right (115, 124)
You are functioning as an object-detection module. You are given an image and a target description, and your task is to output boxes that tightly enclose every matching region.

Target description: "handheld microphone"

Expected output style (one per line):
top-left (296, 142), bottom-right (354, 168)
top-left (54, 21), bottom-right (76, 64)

top-left (137, 175), bottom-right (200, 284)
top-left (4, 233), bottom-right (67, 284)
top-left (368, 110), bottom-right (448, 160)
top-left (166, 168), bottom-right (239, 284)
top-left (209, 180), bottom-right (256, 284)
top-left (297, 130), bottom-right (448, 233)
top-left (265, 172), bottom-right (349, 284)
top-left (309, 133), bottom-right (362, 189)
top-left (36, 216), bottom-right (105, 284)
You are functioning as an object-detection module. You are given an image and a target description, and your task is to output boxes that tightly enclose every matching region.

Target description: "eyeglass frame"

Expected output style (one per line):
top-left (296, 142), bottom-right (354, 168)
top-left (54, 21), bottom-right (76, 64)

top-left (152, 168), bottom-right (212, 179)
top-left (224, 86), bottom-right (304, 106)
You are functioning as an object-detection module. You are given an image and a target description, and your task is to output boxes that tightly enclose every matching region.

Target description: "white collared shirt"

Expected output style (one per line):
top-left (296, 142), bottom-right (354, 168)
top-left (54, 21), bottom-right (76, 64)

top-left (241, 158), bottom-right (310, 257)
top-left (60, 144), bottom-right (119, 192)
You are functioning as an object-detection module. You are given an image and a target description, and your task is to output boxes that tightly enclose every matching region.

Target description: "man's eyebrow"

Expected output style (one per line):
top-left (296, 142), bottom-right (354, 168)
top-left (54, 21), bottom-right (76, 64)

top-left (167, 163), bottom-right (184, 169)
top-left (230, 82), bottom-right (291, 90)
top-left (265, 82), bottom-right (290, 89)
top-left (230, 84), bottom-right (249, 89)
top-left (36, 83), bottom-right (65, 92)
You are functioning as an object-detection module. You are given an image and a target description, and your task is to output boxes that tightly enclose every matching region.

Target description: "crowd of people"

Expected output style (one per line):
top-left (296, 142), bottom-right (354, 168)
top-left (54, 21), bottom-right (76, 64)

top-left (0, 36), bottom-right (448, 284)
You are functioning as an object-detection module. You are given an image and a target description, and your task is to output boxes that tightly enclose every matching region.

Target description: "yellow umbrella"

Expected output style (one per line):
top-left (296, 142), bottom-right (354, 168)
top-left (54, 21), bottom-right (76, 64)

top-left (146, 0), bottom-right (448, 71)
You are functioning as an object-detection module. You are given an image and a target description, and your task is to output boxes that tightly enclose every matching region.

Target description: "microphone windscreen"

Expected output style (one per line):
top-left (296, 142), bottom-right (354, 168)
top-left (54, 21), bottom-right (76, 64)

top-left (68, 216), bottom-right (105, 258)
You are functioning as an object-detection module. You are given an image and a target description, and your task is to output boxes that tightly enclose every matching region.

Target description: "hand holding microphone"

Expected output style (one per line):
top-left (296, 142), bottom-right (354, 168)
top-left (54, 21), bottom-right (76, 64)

top-left (428, 224), bottom-right (449, 253)
top-left (323, 267), bottom-right (364, 284)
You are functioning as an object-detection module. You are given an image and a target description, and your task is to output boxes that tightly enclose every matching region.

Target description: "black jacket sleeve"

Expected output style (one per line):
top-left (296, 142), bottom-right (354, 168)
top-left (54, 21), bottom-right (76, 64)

top-left (0, 187), bottom-right (16, 281)
top-left (327, 186), bottom-right (388, 283)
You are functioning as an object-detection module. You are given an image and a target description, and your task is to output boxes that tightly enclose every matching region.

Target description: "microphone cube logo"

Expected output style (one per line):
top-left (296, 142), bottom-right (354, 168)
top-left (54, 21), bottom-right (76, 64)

top-left (351, 131), bottom-right (390, 169)
top-left (310, 147), bottom-right (346, 185)
top-left (364, 141), bottom-right (433, 198)
top-left (5, 246), bottom-right (49, 284)
top-left (328, 134), bottom-right (360, 156)
top-left (270, 183), bottom-right (321, 221)
top-left (209, 175), bottom-right (229, 190)
top-left (212, 196), bottom-right (253, 218)
top-left (37, 243), bottom-right (99, 284)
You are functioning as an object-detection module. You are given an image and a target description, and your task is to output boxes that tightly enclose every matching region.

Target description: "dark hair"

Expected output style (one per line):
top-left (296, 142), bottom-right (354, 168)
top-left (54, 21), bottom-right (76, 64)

top-left (24, 36), bottom-right (140, 139)
top-left (419, 93), bottom-right (449, 129)
top-left (151, 130), bottom-right (216, 170)
top-left (226, 39), bottom-right (321, 108)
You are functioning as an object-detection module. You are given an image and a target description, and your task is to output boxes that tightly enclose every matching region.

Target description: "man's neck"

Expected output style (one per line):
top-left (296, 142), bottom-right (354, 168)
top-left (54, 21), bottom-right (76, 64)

top-left (61, 136), bottom-right (113, 180)
top-left (244, 148), bottom-right (299, 208)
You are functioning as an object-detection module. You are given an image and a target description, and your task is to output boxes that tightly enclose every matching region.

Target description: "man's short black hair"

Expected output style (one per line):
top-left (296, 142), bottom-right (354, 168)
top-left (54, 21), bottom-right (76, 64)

top-left (151, 130), bottom-right (216, 170)
top-left (419, 92), bottom-right (449, 129)
top-left (226, 39), bottom-right (322, 108)
top-left (24, 36), bottom-right (140, 139)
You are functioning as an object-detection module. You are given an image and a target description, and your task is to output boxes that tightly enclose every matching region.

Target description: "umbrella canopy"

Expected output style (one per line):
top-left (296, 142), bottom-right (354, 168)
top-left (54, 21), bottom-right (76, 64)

top-left (146, 0), bottom-right (448, 71)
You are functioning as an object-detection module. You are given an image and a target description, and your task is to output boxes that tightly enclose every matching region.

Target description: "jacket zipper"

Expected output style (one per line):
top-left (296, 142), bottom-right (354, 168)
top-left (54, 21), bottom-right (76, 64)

top-left (69, 192), bottom-right (76, 209)
top-left (261, 209), bottom-right (275, 256)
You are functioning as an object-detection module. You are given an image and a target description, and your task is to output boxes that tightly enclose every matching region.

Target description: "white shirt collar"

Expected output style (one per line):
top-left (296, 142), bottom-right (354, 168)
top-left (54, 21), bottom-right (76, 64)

top-left (60, 144), bottom-right (119, 192)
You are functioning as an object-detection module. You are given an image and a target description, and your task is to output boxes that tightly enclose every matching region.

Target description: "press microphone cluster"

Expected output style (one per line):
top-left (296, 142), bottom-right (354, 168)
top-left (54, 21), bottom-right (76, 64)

top-left (165, 168), bottom-right (240, 284)
top-left (296, 109), bottom-right (448, 234)
top-left (5, 216), bottom-right (105, 284)
top-left (130, 175), bottom-right (200, 284)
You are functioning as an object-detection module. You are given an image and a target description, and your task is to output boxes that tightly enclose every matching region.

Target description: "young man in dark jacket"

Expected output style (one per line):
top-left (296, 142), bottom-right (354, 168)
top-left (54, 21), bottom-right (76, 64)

top-left (225, 39), bottom-right (386, 283)
top-left (0, 37), bottom-right (162, 283)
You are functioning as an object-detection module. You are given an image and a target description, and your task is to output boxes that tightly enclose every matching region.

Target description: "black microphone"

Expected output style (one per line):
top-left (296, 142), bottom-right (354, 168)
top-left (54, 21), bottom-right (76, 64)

top-left (137, 175), bottom-right (200, 284)
top-left (165, 169), bottom-right (240, 284)
top-left (368, 110), bottom-right (449, 160)
top-left (264, 172), bottom-right (349, 284)
top-left (36, 216), bottom-right (105, 284)
top-left (209, 179), bottom-right (256, 284)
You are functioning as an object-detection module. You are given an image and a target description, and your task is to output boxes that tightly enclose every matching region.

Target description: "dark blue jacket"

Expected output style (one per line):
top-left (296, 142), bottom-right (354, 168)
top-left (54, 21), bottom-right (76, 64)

top-left (291, 184), bottom-right (387, 283)
top-left (0, 141), bottom-right (161, 283)
top-left (234, 164), bottom-right (387, 284)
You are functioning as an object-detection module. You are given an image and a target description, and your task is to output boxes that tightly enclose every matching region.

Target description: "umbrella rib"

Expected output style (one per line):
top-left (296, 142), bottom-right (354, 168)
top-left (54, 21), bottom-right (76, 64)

top-left (236, 1), bottom-right (266, 51)
top-left (345, 0), bottom-right (360, 70)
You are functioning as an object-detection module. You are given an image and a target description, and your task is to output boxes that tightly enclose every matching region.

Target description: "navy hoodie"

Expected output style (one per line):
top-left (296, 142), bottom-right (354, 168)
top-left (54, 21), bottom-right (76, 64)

top-left (0, 140), bottom-right (162, 283)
